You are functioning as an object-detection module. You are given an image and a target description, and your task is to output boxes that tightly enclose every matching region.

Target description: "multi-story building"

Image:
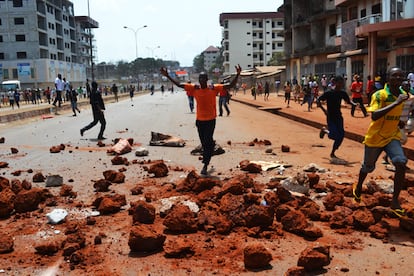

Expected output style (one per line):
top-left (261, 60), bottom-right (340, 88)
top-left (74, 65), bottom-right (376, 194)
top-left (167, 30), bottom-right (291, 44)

top-left (75, 15), bottom-right (98, 80)
top-left (203, 45), bottom-right (220, 72)
top-left (0, 0), bottom-right (98, 89)
top-left (284, 0), bottom-right (340, 83)
top-left (284, 0), bottom-right (414, 85)
top-left (219, 10), bottom-right (285, 76)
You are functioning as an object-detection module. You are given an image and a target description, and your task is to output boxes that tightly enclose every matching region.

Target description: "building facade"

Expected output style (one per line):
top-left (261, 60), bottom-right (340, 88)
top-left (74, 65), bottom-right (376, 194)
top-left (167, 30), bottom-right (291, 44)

top-left (284, 0), bottom-right (414, 86)
top-left (0, 0), bottom-right (98, 89)
top-left (219, 11), bottom-right (285, 76)
top-left (203, 45), bottom-right (220, 72)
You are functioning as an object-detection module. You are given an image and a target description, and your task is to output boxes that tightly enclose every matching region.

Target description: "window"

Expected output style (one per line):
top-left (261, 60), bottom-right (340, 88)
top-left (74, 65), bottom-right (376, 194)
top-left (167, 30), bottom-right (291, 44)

top-left (0, 53), bottom-right (4, 60)
top-left (15, 35), bottom-right (25, 41)
top-left (16, 52), bottom-right (27, 59)
top-left (0, 35), bottom-right (2, 42)
top-left (372, 3), bottom-right (381, 15)
top-left (349, 6), bottom-right (358, 20)
top-left (360, 9), bottom-right (366, 18)
top-left (0, 19), bottom-right (2, 25)
top-left (3, 68), bottom-right (9, 79)
top-left (12, 69), bottom-right (18, 79)
top-left (14, 17), bottom-right (24, 25)
top-left (329, 24), bottom-right (336, 37)
top-left (13, 0), bottom-right (23, 7)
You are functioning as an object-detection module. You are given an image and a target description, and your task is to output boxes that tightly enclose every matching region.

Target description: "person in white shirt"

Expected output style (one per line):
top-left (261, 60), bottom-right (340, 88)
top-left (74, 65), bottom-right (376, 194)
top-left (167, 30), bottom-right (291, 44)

top-left (408, 71), bottom-right (414, 90)
top-left (53, 74), bottom-right (64, 107)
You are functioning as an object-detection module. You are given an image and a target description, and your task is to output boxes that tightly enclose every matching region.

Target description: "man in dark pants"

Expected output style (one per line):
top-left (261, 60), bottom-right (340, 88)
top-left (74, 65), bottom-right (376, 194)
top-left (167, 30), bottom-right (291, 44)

top-left (53, 73), bottom-right (64, 107)
top-left (317, 75), bottom-right (356, 159)
top-left (80, 81), bottom-right (106, 140)
top-left (160, 65), bottom-right (241, 175)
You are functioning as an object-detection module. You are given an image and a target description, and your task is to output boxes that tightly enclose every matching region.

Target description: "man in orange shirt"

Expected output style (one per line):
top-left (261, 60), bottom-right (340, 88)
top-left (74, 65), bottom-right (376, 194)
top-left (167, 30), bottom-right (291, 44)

top-left (160, 65), bottom-right (242, 175)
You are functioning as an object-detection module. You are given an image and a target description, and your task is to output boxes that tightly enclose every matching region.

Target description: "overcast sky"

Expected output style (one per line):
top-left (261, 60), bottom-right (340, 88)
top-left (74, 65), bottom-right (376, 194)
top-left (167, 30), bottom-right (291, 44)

top-left (71, 0), bottom-right (283, 67)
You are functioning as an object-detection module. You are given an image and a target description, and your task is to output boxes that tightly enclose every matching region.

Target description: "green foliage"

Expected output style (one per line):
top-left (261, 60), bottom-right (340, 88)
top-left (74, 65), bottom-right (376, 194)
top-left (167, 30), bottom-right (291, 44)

top-left (193, 54), bottom-right (204, 73)
top-left (268, 52), bottom-right (285, 66)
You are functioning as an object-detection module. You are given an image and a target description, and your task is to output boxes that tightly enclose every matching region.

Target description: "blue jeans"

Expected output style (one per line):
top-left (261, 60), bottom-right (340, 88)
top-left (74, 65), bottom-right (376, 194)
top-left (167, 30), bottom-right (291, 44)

top-left (219, 96), bottom-right (230, 116)
top-left (188, 96), bottom-right (194, 112)
top-left (361, 139), bottom-right (407, 173)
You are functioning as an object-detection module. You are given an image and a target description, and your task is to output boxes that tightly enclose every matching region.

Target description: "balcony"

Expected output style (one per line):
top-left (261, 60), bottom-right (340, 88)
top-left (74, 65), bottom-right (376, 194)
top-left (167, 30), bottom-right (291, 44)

top-left (358, 14), bottom-right (382, 27)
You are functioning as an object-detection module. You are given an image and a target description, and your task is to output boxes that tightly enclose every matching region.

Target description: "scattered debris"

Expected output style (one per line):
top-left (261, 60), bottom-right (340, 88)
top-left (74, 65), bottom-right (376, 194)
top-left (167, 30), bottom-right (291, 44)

top-left (149, 131), bottom-right (185, 147)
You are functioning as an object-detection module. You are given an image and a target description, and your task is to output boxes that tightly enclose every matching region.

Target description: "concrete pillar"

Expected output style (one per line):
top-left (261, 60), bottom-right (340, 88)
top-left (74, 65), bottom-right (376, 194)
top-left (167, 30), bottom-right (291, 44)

top-left (368, 32), bottom-right (377, 77)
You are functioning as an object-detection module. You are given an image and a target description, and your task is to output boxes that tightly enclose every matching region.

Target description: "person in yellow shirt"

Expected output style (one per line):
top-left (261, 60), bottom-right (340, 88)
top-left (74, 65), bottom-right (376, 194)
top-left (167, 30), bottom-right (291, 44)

top-left (353, 67), bottom-right (408, 217)
top-left (160, 65), bottom-right (241, 175)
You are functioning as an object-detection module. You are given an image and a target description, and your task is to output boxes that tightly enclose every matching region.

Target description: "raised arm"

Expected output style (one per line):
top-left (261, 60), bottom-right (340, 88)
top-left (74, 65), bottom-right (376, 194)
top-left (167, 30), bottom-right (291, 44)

top-left (372, 93), bottom-right (408, 121)
top-left (224, 64), bottom-right (242, 90)
top-left (160, 67), bottom-right (185, 89)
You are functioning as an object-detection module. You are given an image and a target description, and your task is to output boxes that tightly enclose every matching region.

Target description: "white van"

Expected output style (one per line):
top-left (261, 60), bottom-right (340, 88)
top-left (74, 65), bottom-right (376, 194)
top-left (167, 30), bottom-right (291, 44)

top-left (1, 80), bottom-right (21, 92)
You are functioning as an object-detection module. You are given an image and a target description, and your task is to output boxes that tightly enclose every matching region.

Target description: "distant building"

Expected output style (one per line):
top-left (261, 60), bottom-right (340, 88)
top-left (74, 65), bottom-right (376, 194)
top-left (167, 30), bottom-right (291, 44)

top-left (284, 0), bottom-right (414, 86)
top-left (203, 45), bottom-right (220, 72)
top-left (0, 0), bottom-right (98, 89)
top-left (219, 10), bottom-right (285, 76)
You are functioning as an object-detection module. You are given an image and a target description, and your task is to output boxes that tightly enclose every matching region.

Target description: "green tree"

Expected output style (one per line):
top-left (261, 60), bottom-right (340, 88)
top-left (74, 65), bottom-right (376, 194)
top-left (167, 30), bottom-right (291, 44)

top-left (268, 52), bottom-right (285, 66)
top-left (193, 54), bottom-right (204, 73)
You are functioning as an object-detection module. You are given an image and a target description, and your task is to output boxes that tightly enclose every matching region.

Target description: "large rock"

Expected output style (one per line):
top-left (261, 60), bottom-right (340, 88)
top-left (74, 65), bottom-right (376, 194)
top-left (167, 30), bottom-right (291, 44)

top-left (103, 170), bottom-right (125, 183)
top-left (45, 175), bottom-right (63, 187)
top-left (297, 245), bottom-right (330, 271)
top-left (164, 237), bottom-right (195, 258)
top-left (129, 200), bottom-right (156, 224)
top-left (243, 243), bottom-right (272, 269)
top-left (148, 161), bottom-right (169, 178)
top-left (243, 204), bottom-right (274, 228)
top-left (93, 194), bottom-right (126, 214)
top-left (0, 234), bottom-right (14, 254)
top-left (0, 188), bottom-right (16, 218)
top-left (163, 204), bottom-right (198, 233)
top-left (128, 224), bottom-right (166, 253)
top-left (14, 188), bottom-right (44, 213)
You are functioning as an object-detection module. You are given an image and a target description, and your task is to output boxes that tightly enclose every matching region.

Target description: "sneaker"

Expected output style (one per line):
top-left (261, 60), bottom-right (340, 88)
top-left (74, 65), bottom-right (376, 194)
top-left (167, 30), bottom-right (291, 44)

top-left (200, 165), bottom-right (208, 175)
top-left (97, 136), bottom-right (106, 140)
top-left (319, 127), bottom-right (327, 139)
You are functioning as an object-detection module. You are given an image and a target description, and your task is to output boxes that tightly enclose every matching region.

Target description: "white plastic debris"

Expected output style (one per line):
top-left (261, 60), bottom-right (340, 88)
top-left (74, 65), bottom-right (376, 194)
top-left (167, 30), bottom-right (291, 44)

top-left (46, 208), bottom-right (68, 224)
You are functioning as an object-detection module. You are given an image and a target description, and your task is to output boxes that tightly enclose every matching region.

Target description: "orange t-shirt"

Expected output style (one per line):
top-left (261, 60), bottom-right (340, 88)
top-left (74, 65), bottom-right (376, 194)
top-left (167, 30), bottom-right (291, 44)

top-left (184, 83), bottom-right (224, 121)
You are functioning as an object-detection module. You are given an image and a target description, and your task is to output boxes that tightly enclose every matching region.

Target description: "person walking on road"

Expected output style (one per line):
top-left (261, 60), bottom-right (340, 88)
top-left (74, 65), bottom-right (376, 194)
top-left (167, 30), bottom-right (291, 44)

top-left (70, 88), bottom-right (81, 116)
top-left (218, 81), bottom-right (230, 116)
top-left (284, 81), bottom-right (292, 107)
top-left (8, 90), bottom-right (15, 109)
top-left (80, 81), bottom-right (106, 140)
top-left (160, 65), bottom-right (242, 175)
top-left (53, 73), bottom-right (64, 107)
top-left (350, 74), bottom-right (368, 117)
top-left (185, 81), bottom-right (195, 113)
top-left (317, 75), bottom-right (356, 159)
top-left (353, 66), bottom-right (408, 217)
top-left (111, 83), bottom-right (119, 102)
top-left (264, 81), bottom-right (270, 101)
top-left (129, 85), bottom-right (135, 105)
